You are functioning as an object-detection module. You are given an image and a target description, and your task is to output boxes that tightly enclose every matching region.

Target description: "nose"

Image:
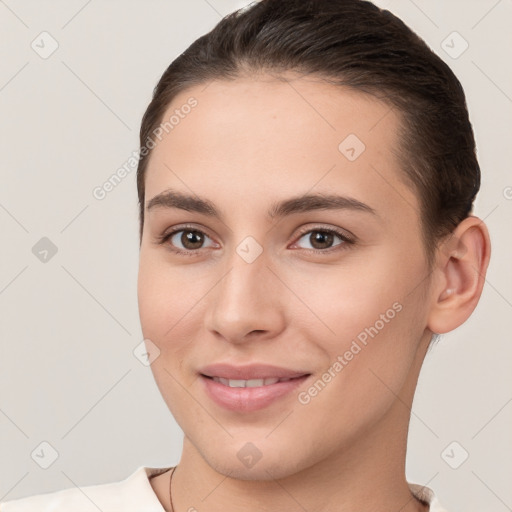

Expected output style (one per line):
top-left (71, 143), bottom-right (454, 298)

top-left (203, 247), bottom-right (285, 345)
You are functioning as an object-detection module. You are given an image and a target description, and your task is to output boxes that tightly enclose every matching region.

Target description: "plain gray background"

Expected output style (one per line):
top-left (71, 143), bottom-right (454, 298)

top-left (0, 0), bottom-right (511, 510)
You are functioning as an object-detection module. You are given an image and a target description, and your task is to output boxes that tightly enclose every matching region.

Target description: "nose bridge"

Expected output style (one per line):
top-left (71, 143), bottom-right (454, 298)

top-left (205, 237), bottom-right (282, 341)
top-left (223, 231), bottom-right (271, 298)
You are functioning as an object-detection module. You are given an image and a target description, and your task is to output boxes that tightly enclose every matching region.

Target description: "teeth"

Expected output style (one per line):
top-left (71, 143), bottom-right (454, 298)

top-left (211, 377), bottom-right (285, 387)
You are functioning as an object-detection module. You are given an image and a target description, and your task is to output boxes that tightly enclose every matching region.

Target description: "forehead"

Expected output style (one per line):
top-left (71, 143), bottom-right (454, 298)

top-left (144, 73), bottom-right (419, 226)
top-left (159, 74), bottom-right (398, 160)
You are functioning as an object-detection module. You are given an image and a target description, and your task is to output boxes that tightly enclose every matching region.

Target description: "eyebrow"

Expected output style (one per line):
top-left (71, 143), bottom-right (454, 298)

top-left (146, 188), bottom-right (377, 221)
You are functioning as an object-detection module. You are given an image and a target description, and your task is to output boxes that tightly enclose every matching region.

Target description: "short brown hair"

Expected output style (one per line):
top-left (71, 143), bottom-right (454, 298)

top-left (136, 0), bottom-right (480, 266)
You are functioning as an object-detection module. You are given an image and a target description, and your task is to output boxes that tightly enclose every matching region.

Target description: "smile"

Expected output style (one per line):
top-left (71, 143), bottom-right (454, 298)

top-left (200, 374), bottom-right (311, 412)
top-left (210, 376), bottom-right (297, 387)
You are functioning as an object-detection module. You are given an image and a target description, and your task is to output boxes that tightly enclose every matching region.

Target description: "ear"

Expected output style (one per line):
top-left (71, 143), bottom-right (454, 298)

top-left (427, 216), bottom-right (491, 334)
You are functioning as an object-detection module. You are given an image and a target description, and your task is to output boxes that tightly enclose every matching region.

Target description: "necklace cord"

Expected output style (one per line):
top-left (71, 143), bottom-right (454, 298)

top-left (168, 466), bottom-right (177, 512)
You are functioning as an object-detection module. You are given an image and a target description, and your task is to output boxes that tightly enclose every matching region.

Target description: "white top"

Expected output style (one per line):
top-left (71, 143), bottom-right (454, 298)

top-left (0, 466), bottom-right (449, 511)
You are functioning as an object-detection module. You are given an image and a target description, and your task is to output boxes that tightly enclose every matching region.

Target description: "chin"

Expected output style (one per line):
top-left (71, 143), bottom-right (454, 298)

top-left (199, 440), bottom-right (311, 482)
top-left (212, 459), bottom-right (296, 481)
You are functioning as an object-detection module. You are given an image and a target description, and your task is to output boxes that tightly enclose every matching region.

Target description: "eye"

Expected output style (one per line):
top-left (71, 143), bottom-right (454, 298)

top-left (292, 226), bottom-right (354, 253)
top-left (156, 225), bottom-right (217, 256)
top-left (155, 224), bottom-right (355, 256)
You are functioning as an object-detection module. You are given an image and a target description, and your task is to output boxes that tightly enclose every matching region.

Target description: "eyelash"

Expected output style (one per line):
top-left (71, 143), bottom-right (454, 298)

top-left (155, 223), bottom-right (355, 257)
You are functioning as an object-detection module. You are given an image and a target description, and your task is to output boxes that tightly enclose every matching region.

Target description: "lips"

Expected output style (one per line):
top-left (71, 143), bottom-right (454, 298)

top-left (199, 362), bottom-right (310, 381)
top-left (200, 373), bottom-right (311, 412)
top-left (198, 362), bottom-right (311, 411)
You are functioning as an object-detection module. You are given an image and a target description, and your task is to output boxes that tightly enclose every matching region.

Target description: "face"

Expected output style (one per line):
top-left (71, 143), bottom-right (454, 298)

top-left (137, 73), bottom-right (433, 480)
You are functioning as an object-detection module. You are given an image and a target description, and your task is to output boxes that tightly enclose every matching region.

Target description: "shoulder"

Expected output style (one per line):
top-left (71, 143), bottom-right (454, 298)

top-left (408, 482), bottom-right (450, 512)
top-left (0, 466), bottom-right (172, 512)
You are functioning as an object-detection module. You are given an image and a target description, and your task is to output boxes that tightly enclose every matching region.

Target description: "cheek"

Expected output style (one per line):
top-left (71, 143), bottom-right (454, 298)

top-left (294, 254), bottom-right (412, 344)
top-left (137, 253), bottom-right (196, 420)
top-left (137, 250), bottom-right (209, 365)
top-left (137, 256), bottom-right (161, 337)
top-left (137, 251), bottom-right (181, 343)
top-left (296, 247), bottom-right (427, 384)
top-left (293, 286), bottom-right (425, 442)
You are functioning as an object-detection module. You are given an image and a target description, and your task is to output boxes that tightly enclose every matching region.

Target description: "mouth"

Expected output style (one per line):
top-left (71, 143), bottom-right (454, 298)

top-left (199, 373), bottom-right (311, 412)
top-left (201, 374), bottom-right (309, 388)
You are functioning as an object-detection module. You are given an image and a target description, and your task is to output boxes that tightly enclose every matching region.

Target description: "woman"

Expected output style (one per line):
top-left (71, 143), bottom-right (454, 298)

top-left (0, 0), bottom-right (491, 511)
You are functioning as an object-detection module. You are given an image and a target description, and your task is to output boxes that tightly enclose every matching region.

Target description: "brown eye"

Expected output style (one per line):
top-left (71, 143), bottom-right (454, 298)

top-left (308, 231), bottom-right (336, 250)
top-left (177, 230), bottom-right (205, 250)
top-left (295, 228), bottom-right (349, 252)
top-left (156, 225), bottom-right (217, 255)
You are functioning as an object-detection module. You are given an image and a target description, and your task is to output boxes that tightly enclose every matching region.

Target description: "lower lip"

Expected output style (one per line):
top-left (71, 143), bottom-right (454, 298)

top-left (200, 374), bottom-right (310, 412)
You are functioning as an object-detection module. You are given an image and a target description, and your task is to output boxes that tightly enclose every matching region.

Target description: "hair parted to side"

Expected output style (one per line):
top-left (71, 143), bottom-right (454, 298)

top-left (136, 0), bottom-right (480, 268)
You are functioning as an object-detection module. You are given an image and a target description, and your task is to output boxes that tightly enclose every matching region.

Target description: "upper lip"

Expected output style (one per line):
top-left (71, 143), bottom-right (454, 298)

top-left (199, 363), bottom-right (310, 380)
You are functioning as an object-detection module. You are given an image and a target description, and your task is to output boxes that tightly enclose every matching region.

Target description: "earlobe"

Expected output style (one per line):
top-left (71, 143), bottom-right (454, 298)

top-left (427, 216), bottom-right (491, 335)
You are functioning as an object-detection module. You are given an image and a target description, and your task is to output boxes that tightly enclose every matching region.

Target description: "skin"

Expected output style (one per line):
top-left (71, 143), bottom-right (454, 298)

top-left (137, 72), bottom-right (490, 512)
